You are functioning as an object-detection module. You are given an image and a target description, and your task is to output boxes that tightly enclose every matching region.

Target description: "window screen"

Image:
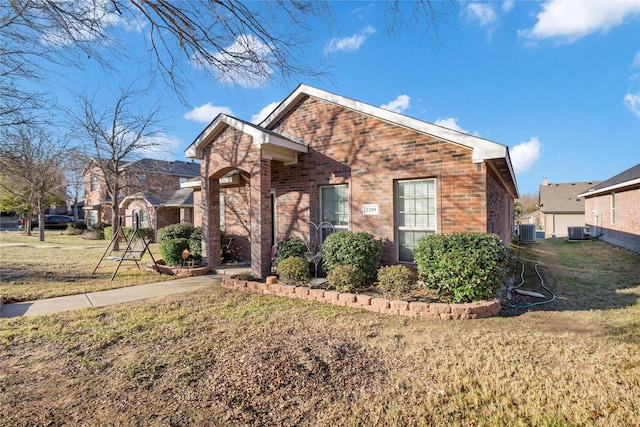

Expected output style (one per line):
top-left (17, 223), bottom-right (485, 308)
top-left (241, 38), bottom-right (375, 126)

top-left (396, 179), bottom-right (436, 262)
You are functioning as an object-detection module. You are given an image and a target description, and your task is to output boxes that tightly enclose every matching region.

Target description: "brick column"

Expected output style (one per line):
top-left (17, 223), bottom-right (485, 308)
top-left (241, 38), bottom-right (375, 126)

top-left (204, 175), bottom-right (221, 268)
top-left (250, 159), bottom-right (272, 279)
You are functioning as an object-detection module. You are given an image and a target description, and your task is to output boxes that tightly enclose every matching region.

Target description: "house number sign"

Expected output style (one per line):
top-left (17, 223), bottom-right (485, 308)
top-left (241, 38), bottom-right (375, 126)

top-left (362, 204), bottom-right (379, 215)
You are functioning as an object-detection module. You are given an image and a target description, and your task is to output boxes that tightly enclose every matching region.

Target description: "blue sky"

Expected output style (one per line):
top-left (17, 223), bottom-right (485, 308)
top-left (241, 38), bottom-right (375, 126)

top-left (45, 1), bottom-right (640, 196)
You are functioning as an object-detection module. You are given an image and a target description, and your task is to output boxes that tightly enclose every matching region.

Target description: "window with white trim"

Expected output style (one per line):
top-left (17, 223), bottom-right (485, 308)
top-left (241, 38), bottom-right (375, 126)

top-left (610, 192), bottom-right (615, 224)
top-left (90, 175), bottom-right (99, 192)
top-left (396, 178), bottom-right (436, 262)
top-left (320, 185), bottom-right (349, 241)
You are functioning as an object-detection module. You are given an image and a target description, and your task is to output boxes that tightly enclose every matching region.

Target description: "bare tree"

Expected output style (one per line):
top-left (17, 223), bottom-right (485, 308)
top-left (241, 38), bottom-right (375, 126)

top-left (2, 1), bottom-right (447, 105)
top-left (71, 87), bottom-right (165, 239)
top-left (0, 126), bottom-right (68, 241)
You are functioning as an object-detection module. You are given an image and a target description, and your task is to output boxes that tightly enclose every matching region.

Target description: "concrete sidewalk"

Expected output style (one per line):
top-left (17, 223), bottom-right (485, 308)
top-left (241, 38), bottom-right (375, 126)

top-left (0, 275), bottom-right (224, 318)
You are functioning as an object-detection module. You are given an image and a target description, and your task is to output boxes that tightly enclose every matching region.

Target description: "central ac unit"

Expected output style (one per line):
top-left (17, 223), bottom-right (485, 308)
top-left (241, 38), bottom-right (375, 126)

top-left (519, 224), bottom-right (536, 242)
top-left (568, 226), bottom-right (590, 240)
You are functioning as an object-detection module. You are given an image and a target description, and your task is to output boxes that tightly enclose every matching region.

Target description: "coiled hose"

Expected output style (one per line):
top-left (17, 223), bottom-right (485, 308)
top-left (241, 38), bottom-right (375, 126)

top-left (502, 261), bottom-right (556, 309)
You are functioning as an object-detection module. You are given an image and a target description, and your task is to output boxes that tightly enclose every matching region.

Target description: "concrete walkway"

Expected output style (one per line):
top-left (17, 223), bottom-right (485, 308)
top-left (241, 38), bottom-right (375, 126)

top-left (0, 263), bottom-right (253, 319)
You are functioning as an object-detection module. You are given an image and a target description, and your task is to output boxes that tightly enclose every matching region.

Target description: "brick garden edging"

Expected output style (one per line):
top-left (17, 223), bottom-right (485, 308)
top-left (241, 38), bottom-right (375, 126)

top-left (145, 262), bottom-right (211, 277)
top-left (221, 278), bottom-right (501, 320)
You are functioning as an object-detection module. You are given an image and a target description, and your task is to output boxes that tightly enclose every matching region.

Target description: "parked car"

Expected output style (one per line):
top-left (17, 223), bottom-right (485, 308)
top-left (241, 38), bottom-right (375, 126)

top-left (19, 215), bottom-right (76, 230)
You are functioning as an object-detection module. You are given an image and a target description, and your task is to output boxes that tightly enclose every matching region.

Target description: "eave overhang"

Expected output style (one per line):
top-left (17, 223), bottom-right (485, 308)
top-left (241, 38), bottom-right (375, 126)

top-left (185, 114), bottom-right (308, 166)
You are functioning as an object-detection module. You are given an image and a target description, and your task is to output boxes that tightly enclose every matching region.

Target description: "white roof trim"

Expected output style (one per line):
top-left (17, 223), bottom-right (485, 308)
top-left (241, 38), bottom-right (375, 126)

top-left (185, 114), bottom-right (307, 160)
top-left (578, 178), bottom-right (640, 198)
top-left (260, 84), bottom-right (509, 163)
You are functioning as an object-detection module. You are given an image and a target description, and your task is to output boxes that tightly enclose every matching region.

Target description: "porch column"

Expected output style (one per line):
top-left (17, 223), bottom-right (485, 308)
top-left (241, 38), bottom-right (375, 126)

top-left (250, 159), bottom-right (272, 279)
top-left (204, 176), bottom-right (221, 268)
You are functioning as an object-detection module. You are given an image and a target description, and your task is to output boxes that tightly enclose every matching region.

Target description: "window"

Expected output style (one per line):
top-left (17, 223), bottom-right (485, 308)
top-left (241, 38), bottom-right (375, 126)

top-left (396, 179), bottom-right (436, 262)
top-left (610, 192), bottom-right (616, 224)
top-left (86, 210), bottom-right (98, 227)
top-left (320, 185), bottom-right (349, 240)
top-left (138, 173), bottom-right (147, 185)
top-left (140, 210), bottom-right (148, 228)
top-left (90, 175), bottom-right (99, 192)
top-left (179, 177), bottom-right (187, 185)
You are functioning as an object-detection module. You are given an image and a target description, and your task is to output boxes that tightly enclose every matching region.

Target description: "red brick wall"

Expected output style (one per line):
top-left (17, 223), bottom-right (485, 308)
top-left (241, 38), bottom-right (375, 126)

top-left (201, 127), bottom-right (262, 271)
top-left (486, 165), bottom-right (514, 245)
top-left (269, 95), bottom-right (499, 264)
top-left (221, 174), bottom-right (251, 262)
top-left (200, 95), bottom-right (516, 273)
top-left (584, 186), bottom-right (640, 252)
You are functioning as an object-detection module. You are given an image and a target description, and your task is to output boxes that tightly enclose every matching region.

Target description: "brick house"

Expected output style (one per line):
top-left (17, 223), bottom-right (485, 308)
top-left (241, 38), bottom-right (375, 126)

top-left (185, 84), bottom-right (519, 279)
top-left (538, 178), bottom-right (600, 238)
top-left (83, 158), bottom-right (200, 233)
top-left (578, 163), bottom-right (640, 252)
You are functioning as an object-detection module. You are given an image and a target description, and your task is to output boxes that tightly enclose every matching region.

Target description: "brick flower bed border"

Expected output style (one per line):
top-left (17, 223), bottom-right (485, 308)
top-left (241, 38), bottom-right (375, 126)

top-left (145, 262), bottom-right (211, 277)
top-left (221, 278), bottom-right (501, 320)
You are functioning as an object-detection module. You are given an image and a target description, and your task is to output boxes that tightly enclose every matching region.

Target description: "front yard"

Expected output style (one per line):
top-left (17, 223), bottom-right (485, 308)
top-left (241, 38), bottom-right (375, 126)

top-left (0, 234), bottom-right (639, 425)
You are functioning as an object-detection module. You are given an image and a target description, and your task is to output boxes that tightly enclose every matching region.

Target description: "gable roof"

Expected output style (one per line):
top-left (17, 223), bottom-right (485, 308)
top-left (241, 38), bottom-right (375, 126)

top-left (124, 159), bottom-right (201, 177)
top-left (185, 114), bottom-right (308, 165)
top-left (577, 163), bottom-right (640, 198)
top-left (539, 181), bottom-right (600, 213)
top-left (261, 84), bottom-right (513, 162)
top-left (185, 84), bottom-right (519, 197)
top-left (120, 188), bottom-right (194, 208)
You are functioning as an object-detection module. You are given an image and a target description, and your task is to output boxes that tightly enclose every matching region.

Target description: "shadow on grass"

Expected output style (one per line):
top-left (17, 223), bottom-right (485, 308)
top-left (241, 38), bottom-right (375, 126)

top-left (499, 238), bottom-right (640, 316)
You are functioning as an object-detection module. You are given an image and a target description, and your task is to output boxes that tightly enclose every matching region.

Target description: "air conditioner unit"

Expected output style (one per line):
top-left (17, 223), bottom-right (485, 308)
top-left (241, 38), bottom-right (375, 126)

top-left (568, 226), bottom-right (590, 240)
top-left (519, 224), bottom-right (536, 242)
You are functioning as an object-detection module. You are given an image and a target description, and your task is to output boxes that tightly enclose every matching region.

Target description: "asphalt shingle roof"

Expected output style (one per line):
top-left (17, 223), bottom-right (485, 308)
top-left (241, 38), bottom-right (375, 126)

top-left (125, 159), bottom-right (200, 177)
top-left (539, 181), bottom-right (600, 213)
top-left (582, 163), bottom-right (640, 194)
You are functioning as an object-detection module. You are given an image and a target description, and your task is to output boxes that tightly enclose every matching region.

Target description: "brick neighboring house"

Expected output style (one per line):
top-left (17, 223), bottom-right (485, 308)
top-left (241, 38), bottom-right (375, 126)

top-left (578, 163), bottom-right (640, 252)
top-left (83, 158), bottom-right (200, 234)
top-left (538, 178), bottom-right (600, 238)
top-left (185, 84), bottom-right (519, 279)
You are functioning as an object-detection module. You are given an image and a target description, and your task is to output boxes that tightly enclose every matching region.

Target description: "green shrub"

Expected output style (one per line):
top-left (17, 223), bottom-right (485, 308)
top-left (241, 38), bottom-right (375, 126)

top-left (121, 227), bottom-right (154, 242)
top-left (326, 264), bottom-right (366, 293)
top-left (189, 227), bottom-right (202, 258)
top-left (159, 238), bottom-right (190, 266)
top-left (157, 222), bottom-right (195, 243)
top-left (322, 231), bottom-right (382, 283)
top-left (377, 265), bottom-right (417, 298)
top-left (277, 256), bottom-right (310, 286)
top-left (413, 232), bottom-right (509, 303)
top-left (104, 226), bottom-right (113, 241)
top-left (65, 221), bottom-right (87, 235)
top-left (274, 237), bottom-right (308, 267)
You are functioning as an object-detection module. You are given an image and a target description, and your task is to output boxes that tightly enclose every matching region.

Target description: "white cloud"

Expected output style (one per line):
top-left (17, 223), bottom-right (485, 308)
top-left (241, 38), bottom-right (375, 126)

top-left (324, 26), bottom-right (376, 54)
top-left (435, 117), bottom-right (468, 133)
top-left (510, 137), bottom-right (542, 174)
top-left (464, 3), bottom-right (497, 26)
top-left (633, 52), bottom-right (640, 68)
top-left (502, 1), bottom-right (515, 13)
top-left (42, 0), bottom-right (140, 46)
top-left (191, 34), bottom-right (273, 88)
top-left (380, 95), bottom-right (410, 113)
top-left (519, 0), bottom-right (640, 43)
top-left (137, 131), bottom-right (182, 160)
top-left (251, 101), bottom-right (280, 124)
top-left (623, 92), bottom-right (640, 117)
top-left (184, 103), bottom-right (233, 123)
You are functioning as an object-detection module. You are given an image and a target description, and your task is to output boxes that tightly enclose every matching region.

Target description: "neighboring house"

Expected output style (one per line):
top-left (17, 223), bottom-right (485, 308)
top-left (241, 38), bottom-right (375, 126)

top-left (538, 178), bottom-right (600, 238)
top-left (120, 188), bottom-right (194, 236)
top-left (578, 163), bottom-right (640, 252)
top-left (83, 158), bottom-right (200, 230)
top-left (185, 84), bottom-right (519, 279)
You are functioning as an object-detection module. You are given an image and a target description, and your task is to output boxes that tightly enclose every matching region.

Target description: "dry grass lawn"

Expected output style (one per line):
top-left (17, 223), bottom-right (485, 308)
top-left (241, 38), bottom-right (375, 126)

top-left (1, 233), bottom-right (639, 426)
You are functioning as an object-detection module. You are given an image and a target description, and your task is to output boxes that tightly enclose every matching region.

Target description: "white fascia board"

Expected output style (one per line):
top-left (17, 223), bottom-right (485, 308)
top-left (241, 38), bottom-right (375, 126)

top-left (578, 178), bottom-right (640, 198)
top-left (261, 84), bottom-right (508, 163)
top-left (185, 114), bottom-right (307, 159)
top-left (180, 180), bottom-right (201, 189)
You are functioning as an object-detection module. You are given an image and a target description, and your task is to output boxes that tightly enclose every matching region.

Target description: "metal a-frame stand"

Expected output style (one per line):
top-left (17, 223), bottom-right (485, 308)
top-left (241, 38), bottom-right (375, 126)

top-left (92, 214), bottom-right (161, 281)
